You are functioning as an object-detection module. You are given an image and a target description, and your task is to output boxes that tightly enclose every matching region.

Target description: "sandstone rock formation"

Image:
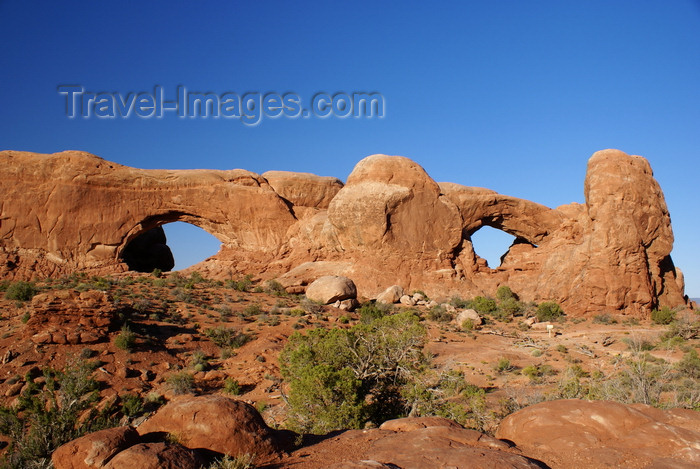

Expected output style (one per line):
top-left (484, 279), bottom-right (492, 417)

top-left (136, 395), bottom-right (289, 463)
top-left (495, 399), bottom-right (700, 468)
top-left (28, 290), bottom-right (119, 345)
top-left (0, 149), bottom-right (689, 316)
top-left (102, 443), bottom-right (199, 469)
top-left (52, 426), bottom-right (139, 469)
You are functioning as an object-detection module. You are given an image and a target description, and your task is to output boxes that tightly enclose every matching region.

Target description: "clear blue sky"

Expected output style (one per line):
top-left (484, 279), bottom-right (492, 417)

top-left (1, 1), bottom-right (698, 296)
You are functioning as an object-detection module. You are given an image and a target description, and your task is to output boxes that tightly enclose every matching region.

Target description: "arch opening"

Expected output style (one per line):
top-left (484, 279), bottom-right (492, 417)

top-left (470, 225), bottom-right (518, 269)
top-left (120, 221), bottom-right (222, 273)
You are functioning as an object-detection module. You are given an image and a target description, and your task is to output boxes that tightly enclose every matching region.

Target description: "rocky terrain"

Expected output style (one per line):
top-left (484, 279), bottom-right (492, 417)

top-left (0, 148), bottom-right (697, 468)
top-left (0, 272), bottom-right (697, 468)
top-left (0, 149), bottom-right (690, 316)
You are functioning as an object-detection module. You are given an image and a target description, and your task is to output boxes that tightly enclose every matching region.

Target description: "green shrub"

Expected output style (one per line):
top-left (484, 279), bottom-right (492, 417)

top-left (536, 302), bottom-right (563, 322)
top-left (593, 313), bottom-right (616, 324)
top-left (494, 357), bottom-right (513, 373)
top-left (226, 275), bottom-right (253, 292)
top-left (357, 301), bottom-right (390, 323)
top-left (190, 350), bottom-right (210, 371)
top-left (264, 279), bottom-right (287, 296)
top-left (495, 297), bottom-right (524, 320)
top-left (427, 305), bottom-right (453, 322)
top-left (496, 285), bottom-right (516, 301)
top-left (223, 377), bottom-right (242, 395)
top-left (207, 454), bottom-right (256, 469)
top-left (120, 393), bottom-right (144, 418)
top-left (676, 349), bottom-right (700, 379)
top-left (205, 327), bottom-right (253, 349)
top-left (522, 364), bottom-right (556, 382)
top-left (166, 372), bottom-right (195, 395)
top-left (0, 359), bottom-right (115, 468)
top-left (651, 307), bottom-right (676, 325)
top-left (461, 318), bottom-right (475, 331)
top-left (242, 303), bottom-right (263, 317)
top-left (279, 311), bottom-right (427, 433)
top-left (114, 326), bottom-right (136, 351)
top-left (4, 281), bottom-right (37, 302)
top-left (468, 296), bottom-right (497, 314)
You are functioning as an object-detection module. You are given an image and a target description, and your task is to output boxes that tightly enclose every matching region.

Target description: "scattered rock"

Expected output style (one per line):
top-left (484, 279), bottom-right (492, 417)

top-left (376, 285), bottom-right (404, 304)
top-left (399, 295), bottom-right (416, 306)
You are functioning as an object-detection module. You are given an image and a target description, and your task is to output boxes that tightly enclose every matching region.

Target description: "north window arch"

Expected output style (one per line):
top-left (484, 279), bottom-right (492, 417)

top-left (119, 213), bottom-right (223, 273)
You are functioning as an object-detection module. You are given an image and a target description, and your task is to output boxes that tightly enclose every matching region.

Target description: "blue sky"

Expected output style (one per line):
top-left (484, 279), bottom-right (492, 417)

top-left (1, 1), bottom-right (698, 296)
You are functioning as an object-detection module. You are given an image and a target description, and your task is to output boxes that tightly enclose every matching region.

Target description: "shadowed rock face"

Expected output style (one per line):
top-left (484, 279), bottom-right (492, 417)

top-left (0, 149), bottom-right (688, 316)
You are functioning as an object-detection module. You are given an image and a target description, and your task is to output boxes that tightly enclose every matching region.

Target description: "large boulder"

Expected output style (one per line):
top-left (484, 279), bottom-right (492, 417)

top-left (52, 426), bottom-right (139, 469)
top-left (495, 399), bottom-right (700, 468)
top-left (375, 285), bottom-right (404, 304)
top-left (454, 309), bottom-right (483, 327)
top-left (103, 443), bottom-right (198, 469)
top-left (305, 276), bottom-right (357, 304)
top-left (136, 395), bottom-right (285, 463)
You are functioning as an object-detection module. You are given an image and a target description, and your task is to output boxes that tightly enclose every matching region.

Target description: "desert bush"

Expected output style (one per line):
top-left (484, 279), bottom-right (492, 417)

top-left (427, 304), bottom-right (453, 322)
top-left (400, 368), bottom-right (486, 430)
top-left (662, 317), bottom-right (699, 340)
top-left (535, 302), bottom-right (563, 322)
top-left (676, 349), bottom-right (700, 380)
top-left (496, 285), bottom-right (517, 301)
top-left (622, 335), bottom-right (654, 352)
top-left (357, 301), bottom-right (391, 323)
top-left (495, 297), bottom-right (524, 321)
top-left (207, 454), bottom-right (256, 469)
top-left (279, 311), bottom-right (427, 433)
top-left (592, 313), bottom-right (616, 324)
top-left (190, 350), bottom-right (210, 371)
top-left (467, 296), bottom-right (498, 315)
top-left (120, 393), bottom-right (144, 418)
top-left (114, 326), bottom-right (136, 351)
top-left (4, 281), bottom-right (37, 302)
top-left (521, 364), bottom-right (556, 383)
top-left (223, 377), bottom-right (242, 395)
top-left (0, 358), bottom-right (116, 468)
top-left (166, 372), bottom-right (195, 395)
top-left (449, 296), bottom-right (470, 309)
top-left (205, 327), bottom-right (253, 349)
top-left (461, 318), bottom-right (475, 331)
top-left (300, 297), bottom-right (323, 315)
top-left (226, 274), bottom-right (253, 292)
top-left (651, 306), bottom-right (676, 325)
top-left (242, 303), bottom-right (263, 317)
top-left (264, 279), bottom-right (287, 296)
top-left (494, 357), bottom-right (513, 374)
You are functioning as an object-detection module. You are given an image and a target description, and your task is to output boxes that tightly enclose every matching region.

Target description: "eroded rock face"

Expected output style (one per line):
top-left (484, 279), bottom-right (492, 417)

top-left (495, 399), bottom-right (700, 468)
top-left (0, 149), bottom-right (689, 316)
